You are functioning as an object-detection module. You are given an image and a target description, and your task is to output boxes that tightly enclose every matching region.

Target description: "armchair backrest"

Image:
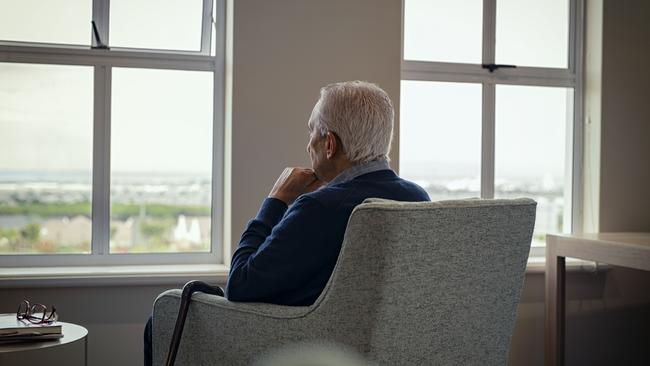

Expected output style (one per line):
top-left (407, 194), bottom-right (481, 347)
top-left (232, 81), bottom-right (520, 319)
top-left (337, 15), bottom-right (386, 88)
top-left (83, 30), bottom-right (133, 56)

top-left (313, 198), bottom-right (536, 365)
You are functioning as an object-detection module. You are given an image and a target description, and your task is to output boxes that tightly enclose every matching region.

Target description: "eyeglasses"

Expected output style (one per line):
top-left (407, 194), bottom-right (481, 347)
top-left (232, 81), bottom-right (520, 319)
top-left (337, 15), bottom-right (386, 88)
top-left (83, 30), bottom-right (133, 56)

top-left (16, 300), bottom-right (58, 324)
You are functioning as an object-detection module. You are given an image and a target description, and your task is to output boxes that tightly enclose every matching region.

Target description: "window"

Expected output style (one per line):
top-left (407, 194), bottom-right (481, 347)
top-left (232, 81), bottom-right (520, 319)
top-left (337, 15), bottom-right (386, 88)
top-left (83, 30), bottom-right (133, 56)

top-left (0, 0), bottom-right (226, 267)
top-left (401, 0), bottom-right (583, 257)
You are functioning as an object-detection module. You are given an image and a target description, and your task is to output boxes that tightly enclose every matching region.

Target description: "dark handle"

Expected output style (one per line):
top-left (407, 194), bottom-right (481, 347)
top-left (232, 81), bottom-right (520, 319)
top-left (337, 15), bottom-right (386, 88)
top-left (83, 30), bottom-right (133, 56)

top-left (165, 281), bottom-right (225, 366)
top-left (91, 20), bottom-right (109, 49)
top-left (482, 64), bottom-right (517, 73)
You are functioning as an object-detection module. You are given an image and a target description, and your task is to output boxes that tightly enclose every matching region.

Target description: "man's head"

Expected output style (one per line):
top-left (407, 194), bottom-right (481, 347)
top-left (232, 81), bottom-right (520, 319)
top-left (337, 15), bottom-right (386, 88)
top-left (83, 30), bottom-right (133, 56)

top-left (307, 80), bottom-right (394, 182)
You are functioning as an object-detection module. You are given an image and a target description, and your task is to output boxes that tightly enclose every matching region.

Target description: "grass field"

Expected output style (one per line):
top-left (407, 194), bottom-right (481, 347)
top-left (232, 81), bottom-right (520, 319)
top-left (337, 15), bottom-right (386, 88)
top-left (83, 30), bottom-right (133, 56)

top-left (0, 202), bottom-right (211, 254)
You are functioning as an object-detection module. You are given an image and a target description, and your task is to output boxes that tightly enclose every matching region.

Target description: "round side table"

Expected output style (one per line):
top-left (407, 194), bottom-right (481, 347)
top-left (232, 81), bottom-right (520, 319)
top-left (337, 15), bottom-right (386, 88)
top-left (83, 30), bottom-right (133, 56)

top-left (0, 322), bottom-right (88, 366)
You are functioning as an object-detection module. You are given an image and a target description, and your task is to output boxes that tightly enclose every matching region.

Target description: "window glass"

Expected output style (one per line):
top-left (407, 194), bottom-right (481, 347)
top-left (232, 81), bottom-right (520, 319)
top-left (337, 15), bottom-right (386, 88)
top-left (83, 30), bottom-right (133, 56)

top-left (400, 80), bottom-right (482, 200)
top-left (0, 0), bottom-right (91, 45)
top-left (495, 85), bottom-right (572, 247)
top-left (0, 63), bottom-right (93, 254)
top-left (496, 0), bottom-right (569, 68)
top-left (403, 0), bottom-right (483, 64)
top-left (110, 67), bottom-right (213, 253)
top-left (110, 0), bottom-right (203, 51)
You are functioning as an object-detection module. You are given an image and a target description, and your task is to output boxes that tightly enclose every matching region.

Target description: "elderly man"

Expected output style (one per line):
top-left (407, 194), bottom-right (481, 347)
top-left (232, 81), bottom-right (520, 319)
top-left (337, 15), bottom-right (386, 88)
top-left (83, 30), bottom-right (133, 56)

top-left (144, 81), bottom-right (428, 366)
top-left (226, 80), bottom-right (430, 305)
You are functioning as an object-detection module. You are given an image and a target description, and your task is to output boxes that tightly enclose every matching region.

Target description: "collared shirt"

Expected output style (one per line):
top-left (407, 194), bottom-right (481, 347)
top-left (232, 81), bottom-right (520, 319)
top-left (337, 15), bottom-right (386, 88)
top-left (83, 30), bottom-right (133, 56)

top-left (327, 158), bottom-right (391, 186)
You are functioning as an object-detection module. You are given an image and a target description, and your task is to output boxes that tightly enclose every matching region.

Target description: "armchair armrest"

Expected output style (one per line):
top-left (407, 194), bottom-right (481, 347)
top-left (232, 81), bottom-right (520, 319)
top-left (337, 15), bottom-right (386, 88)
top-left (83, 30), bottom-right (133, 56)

top-left (152, 289), bottom-right (319, 366)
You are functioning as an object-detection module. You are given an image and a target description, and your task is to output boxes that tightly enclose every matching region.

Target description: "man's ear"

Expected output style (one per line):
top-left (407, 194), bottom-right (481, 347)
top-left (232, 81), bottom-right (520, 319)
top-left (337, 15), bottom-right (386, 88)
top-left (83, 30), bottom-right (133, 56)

top-left (326, 131), bottom-right (337, 159)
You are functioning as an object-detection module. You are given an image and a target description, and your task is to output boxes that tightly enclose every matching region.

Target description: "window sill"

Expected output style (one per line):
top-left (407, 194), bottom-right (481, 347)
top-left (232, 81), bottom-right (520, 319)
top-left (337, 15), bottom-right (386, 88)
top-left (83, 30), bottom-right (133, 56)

top-left (0, 264), bottom-right (230, 288)
top-left (526, 256), bottom-right (606, 274)
top-left (0, 258), bottom-right (604, 288)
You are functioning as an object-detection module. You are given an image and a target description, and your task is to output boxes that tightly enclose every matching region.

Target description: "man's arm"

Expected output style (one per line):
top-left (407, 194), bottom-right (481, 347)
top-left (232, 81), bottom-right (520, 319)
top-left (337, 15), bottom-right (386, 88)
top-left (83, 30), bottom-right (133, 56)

top-left (226, 195), bottom-right (333, 302)
top-left (226, 167), bottom-right (326, 302)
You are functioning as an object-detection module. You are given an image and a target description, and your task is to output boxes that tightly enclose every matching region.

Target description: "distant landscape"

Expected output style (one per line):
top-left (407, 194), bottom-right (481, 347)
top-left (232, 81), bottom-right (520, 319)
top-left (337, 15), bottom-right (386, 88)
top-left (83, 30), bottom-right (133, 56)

top-left (0, 172), bottom-right (211, 254)
top-left (0, 166), bottom-right (565, 254)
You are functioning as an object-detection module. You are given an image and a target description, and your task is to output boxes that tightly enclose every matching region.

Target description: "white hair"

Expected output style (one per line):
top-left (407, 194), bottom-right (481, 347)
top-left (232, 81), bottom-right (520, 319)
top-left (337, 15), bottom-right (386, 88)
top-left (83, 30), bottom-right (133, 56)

top-left (314, 80), bottom-right (394, 163)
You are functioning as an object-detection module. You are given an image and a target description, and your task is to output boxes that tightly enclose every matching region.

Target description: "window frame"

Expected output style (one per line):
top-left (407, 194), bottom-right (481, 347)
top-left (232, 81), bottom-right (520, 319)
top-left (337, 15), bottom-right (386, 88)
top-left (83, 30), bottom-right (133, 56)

top-left (400, 0), bottom-right (585, 258)
top-left (0, 0), bottom-right (227, 267)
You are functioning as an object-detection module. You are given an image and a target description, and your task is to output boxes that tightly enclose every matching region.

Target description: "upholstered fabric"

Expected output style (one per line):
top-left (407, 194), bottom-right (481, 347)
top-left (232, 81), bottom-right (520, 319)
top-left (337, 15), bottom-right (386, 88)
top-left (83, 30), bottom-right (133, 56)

top-left (153, 198), bottom-right (536, 366)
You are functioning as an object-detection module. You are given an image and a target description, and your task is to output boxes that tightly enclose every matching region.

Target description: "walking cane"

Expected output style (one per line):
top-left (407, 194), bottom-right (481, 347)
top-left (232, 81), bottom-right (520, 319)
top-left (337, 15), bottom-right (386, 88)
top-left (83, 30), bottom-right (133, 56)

top-left (164, 280), bottom-right (225, 366)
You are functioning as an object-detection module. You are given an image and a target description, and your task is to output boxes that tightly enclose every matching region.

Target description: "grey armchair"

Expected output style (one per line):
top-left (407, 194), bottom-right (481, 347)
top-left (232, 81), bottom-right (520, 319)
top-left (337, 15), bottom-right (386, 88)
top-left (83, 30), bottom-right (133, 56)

top-left (153, 198), bottom-right (536, 365)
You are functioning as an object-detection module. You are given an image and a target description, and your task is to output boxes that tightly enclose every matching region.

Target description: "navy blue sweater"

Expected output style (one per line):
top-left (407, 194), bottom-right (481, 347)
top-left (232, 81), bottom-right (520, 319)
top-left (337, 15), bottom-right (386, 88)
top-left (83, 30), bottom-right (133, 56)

top-left (226, 169), bottom-right (430, 306)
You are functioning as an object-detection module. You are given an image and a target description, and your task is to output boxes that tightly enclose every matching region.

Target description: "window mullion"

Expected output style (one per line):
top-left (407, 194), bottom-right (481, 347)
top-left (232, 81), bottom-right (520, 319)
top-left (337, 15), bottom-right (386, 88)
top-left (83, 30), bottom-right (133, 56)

top-left (480, 0), bottom-right (496, 199)
top-left (568, 0), bottom-right (577, 73)
top-left (482, 0), bottom-right (496, 66)
top-left (211, 65), bottom-right (224, 264)
top-left (200, 0), bottom-right (213, 55)
top-left (92, 65), bottom-right (112, 256)
top-left (570, 0), bottom-right (585, 234)
top-left (212, 0), bottom-right (227, 263)
top-left (401, 68), bottom-right (574, 88)
top-left (92, 0), bottom-right (110, 48)
top-left (564, 89), bottom-right (576, 235)
top-left (0, 44), bottom-right (218, 70)
top-left (481, 83), bottom-right (496, 199)
top-left (214, 0), bottom-right (227, 59)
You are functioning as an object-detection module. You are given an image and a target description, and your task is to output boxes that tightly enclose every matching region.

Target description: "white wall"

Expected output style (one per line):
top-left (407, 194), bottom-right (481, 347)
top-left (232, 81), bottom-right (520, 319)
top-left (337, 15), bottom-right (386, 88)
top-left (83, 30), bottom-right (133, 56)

top-left (597, 0), bottom-right (650, 232)
top-left (229, 0), bottom-right (401, 248)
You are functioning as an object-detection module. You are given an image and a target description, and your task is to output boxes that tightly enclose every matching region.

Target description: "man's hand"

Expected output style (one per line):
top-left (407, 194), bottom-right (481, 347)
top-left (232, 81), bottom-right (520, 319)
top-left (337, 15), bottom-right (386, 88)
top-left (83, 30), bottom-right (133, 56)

top-left (269, 167), bottom-right (324, 205)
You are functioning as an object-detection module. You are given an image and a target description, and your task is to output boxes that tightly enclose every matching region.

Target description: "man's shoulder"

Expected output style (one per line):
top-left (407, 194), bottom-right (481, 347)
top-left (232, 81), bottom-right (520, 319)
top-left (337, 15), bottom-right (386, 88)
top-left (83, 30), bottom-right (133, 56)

top-left (350, 170), bottom-right (430, 200)
top-left (300, 185), bottom-right (351, 209)
top-left (398, 177), bottom-right (430, 201)
top-left (300, 173), bottom-right (430, 210)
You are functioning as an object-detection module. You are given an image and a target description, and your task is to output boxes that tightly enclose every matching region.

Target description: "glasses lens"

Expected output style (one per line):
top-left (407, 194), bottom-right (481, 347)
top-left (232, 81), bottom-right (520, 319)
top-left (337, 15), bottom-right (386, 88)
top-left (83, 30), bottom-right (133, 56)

top-left (16, 301), bottom-right (29, 319)
top-left (44, 306), bottom-right (58, 322)
top-left (28, 304), bottom-right (47, 324)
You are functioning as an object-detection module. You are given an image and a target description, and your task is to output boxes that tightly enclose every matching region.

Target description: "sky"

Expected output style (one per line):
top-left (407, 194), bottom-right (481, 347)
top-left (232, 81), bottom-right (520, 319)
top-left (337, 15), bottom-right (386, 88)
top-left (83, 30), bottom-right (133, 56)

top-left (1, 0), bottom-right (571, 184)
top-left (0, 0), bottom-right (211, 175)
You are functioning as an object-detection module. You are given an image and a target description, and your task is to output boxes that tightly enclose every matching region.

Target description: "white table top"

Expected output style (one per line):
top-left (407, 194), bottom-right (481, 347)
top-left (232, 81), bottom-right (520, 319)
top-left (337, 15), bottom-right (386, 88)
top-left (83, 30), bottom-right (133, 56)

top-left (550, 232), bottom-right (650, 248)
top-left (547, 232), bottom-right (650, 271)
top-left (0, 317), bottom-right (87, 354)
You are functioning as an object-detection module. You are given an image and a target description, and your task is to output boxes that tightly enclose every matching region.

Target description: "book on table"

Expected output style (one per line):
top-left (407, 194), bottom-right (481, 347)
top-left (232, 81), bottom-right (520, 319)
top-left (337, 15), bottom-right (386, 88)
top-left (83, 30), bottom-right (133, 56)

top-left (0, 313), bottom-right (62, 343)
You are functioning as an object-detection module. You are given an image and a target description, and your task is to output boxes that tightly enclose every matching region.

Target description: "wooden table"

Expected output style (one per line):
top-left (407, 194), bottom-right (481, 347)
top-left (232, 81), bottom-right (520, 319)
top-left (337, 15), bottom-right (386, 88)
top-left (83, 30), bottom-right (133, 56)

top-left (0, 319), bottom-right (88, 366)
top-left (545, 232), bottom-right (650, 366)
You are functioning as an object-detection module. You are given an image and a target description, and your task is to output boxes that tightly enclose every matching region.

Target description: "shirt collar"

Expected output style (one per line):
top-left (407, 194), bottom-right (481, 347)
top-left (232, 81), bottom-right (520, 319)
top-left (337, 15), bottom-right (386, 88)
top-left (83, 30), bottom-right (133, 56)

top-left (327, 159), bottom-right (391, 186)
